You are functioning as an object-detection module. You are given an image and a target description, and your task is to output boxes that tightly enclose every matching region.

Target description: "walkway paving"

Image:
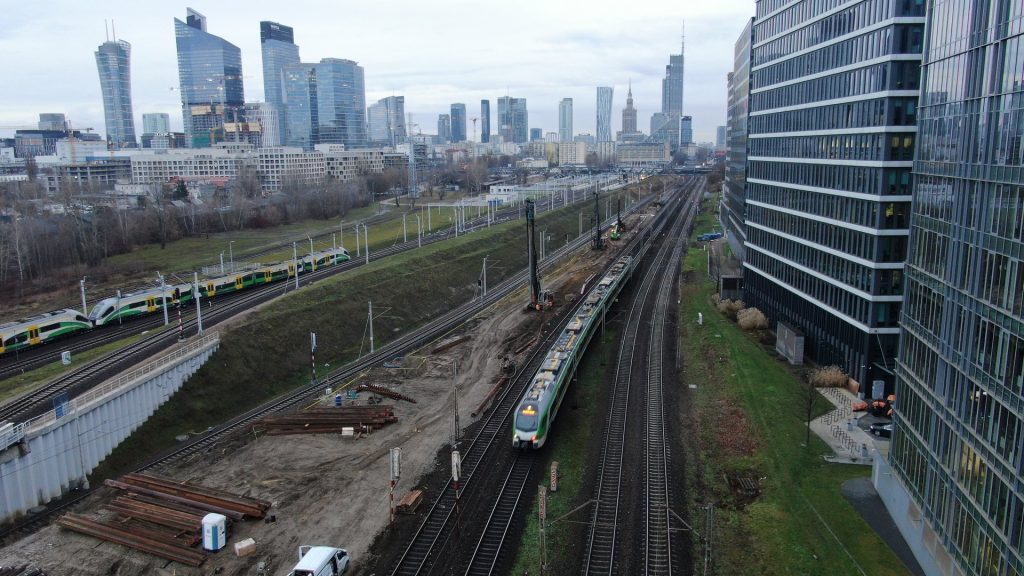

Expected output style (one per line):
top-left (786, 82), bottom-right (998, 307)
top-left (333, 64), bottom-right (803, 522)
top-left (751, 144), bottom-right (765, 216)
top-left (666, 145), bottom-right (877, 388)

top-left (810, 386), bottom-right (882, 465)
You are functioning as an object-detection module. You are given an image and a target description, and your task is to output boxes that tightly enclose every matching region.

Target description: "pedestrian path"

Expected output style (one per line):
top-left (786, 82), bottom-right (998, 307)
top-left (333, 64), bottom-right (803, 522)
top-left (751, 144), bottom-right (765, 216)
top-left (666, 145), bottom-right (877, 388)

top-left (810, 386), bottom-right (876, 465)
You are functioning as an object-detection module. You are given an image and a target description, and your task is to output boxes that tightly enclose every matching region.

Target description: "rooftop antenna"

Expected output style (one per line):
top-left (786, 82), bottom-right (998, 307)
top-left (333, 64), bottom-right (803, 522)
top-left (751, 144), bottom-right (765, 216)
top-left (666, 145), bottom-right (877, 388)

top-left (112, 19), bottom-right (116, 42)
top-left (104, 20), bottom-right (109, 42)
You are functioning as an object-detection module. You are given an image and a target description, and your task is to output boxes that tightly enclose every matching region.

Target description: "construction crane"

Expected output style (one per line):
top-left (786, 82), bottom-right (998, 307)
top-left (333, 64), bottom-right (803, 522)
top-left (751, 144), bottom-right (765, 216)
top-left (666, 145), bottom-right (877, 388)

top-left (592, 192), bottom-right (604, 250)
top-left (524, 200), bottom-right (553, 311)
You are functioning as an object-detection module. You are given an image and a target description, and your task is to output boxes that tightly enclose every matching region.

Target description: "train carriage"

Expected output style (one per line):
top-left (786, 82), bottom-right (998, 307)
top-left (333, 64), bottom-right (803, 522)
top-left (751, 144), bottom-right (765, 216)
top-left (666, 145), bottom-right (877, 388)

top-left (0, 309), bottom-right (92, 354)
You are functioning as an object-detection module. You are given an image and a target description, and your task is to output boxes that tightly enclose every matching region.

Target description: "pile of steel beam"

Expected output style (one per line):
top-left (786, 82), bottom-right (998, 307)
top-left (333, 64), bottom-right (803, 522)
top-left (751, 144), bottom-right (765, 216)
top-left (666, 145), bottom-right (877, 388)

top-left (355, 383), bottom-right (417, 403)
top-left (105, 473), bottom-right (272, 520)
top-left (57, 513), bottom-right (207, 567)
top-left (260, 405), bottom-right (398, 435)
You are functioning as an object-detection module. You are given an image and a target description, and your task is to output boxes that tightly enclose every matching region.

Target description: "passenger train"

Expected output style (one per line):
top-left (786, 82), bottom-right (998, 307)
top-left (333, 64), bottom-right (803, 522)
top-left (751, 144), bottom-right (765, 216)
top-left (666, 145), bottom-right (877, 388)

top-left (0, 247), bottom-right (350, 355)
top-left (513, 256), bottom-right (634, 449)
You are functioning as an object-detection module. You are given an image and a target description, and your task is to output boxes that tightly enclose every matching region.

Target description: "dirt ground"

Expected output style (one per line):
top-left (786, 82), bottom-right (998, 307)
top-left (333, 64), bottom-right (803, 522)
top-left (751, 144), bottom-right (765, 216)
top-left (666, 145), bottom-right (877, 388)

top-left (1, 212), bottom-right (647, 576)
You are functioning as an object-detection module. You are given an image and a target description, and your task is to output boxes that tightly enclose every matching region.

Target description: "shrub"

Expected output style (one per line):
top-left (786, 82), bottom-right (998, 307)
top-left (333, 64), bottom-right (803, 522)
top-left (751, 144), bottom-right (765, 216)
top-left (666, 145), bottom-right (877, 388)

top-left (737, 307), bottom-right (768, 330)
top-left (809, 365), bottom-right (848, 388)
top-left (717, 298), bottom-right (745, 320)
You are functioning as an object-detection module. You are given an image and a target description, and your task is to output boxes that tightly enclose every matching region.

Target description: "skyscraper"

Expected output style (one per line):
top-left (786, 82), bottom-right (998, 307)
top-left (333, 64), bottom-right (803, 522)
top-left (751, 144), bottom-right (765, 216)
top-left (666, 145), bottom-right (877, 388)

top-left (95, 37), bottom-right (137, 149)
top-left (142, 113), bottom-right (170, 135)
top-left (243, 102), bottom-right (279, 147)
top-left (367, 96), bottom-right (405, 146)
top-left (174, 8), bottom-right (244, 148)
top-left (260, 21), bottom-right (300, 145)
top-left (529, 128), bottom-right (542, 142)
top-left (651, 37), bottom-right (685, 148)
top-left (879, 2), bottom-right (1024, 575)
top-left (558, 98), bottom-right (573, 142)
top-left (723, 18), bottom-right (753, 262)
top-left (497, 96), bottom-right (529, 144)
top-left (480, 100), bottom-right (491, 143)
top-left (679, 116), bottom-right (693, 146)
top-left (437, 114), bottom-right (451, 143)
top-left (715, 126), bottom-right (726, 150)
top-left (450, 103), bottom-right (467, 142)
top-left (744, 1), bottom-right (923, 388)
top-left (596, 86), bottom-right (613, 142)
top-left (283, 58), bottom-right (366, 151)
top-left (621, 83), bottom-right (637, 134)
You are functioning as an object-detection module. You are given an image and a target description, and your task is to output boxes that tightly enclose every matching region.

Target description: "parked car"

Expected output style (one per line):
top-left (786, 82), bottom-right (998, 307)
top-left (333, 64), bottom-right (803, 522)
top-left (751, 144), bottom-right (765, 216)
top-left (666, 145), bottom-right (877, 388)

top-left (870, 422), bottom-right (893, 438)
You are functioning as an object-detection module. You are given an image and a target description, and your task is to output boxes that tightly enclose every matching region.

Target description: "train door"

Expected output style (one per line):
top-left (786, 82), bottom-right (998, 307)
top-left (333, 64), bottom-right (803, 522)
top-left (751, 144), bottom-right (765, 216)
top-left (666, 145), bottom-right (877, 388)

top-left (288, 263), bottom-right (296, 277)
top-left (28, 326), bottom-right (40, 345)
top-left (207, 282), bottom-right (215, 297)
top-left (264, 270), bottom-right (272, 283)
top-left (235, 276), bottom-right (244, 291)
top-left (146, 297), bottom-right (157, 312)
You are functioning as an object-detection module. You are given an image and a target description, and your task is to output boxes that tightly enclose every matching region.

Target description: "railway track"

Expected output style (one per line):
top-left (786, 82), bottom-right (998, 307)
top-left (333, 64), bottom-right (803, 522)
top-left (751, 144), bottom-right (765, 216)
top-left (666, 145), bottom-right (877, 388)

top-left (581, 181), bottom-right (697, 575)
top-left (387, 181), bottom-right (691, 576)
top-left (0, 191), bottom-right (657, 544)
top-left (0, 181), bottom-right (624, 383)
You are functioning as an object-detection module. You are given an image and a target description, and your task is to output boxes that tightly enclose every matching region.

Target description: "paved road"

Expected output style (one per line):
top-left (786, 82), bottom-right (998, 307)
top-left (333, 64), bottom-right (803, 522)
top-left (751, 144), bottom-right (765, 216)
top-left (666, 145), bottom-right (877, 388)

top-left (841, 477), bottom-right (926, 576)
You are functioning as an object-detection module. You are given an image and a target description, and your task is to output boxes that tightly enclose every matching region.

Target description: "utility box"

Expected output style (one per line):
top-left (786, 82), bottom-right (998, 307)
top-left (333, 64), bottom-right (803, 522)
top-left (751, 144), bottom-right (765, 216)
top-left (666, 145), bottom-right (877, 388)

top-left (202, 513), bottom-right (227, 551)
top-left (775, 322), bottom-right (805, 365)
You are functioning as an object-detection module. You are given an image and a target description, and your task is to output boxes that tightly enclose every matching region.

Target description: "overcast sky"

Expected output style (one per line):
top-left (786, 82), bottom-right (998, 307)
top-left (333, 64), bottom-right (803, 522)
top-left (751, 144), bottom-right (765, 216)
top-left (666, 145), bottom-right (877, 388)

top-left (0, 1), bottom-right (755, 144)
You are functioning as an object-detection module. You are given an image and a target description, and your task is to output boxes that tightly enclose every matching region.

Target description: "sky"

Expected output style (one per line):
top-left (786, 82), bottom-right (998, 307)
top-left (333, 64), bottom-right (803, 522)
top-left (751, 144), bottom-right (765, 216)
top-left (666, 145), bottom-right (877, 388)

top-left (0, 0), bottom-right (756, 144)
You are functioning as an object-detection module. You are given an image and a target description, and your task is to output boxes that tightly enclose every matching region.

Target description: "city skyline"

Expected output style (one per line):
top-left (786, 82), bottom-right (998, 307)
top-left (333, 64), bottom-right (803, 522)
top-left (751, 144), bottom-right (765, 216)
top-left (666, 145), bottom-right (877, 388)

top-left (0, 1), bottom-right (752, 144)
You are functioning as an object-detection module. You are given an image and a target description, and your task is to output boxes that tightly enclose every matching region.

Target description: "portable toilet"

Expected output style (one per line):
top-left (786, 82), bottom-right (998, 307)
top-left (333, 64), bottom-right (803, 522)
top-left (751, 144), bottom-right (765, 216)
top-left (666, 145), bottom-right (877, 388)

top-left (202, 513), bottom-right (227, 551)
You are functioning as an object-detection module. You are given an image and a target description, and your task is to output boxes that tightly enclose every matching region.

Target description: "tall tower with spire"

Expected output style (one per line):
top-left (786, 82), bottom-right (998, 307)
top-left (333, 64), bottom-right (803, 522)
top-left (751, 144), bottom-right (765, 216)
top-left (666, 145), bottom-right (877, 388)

top-left (651, 26), bottom-right (685, 148)
top-left (621, 80), bottom-right (637, 134)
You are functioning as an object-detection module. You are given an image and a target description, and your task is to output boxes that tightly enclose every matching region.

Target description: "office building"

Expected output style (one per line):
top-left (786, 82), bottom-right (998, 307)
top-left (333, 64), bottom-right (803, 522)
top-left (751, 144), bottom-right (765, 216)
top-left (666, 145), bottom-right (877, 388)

top-left (716, 126), bottom-right (726, 151)
top-left (174, 8), bottom-right (245, 148)
top-left (450, 103), bottom-right (467, 142)
top-left (497, 96), bottom-right (529, 143)
top-left (680, 116), bottom-right (693, 146)
top-left (95, 38), bottom-right (137, 149)
top-left (283, 58), bottom-right (366, 150)
top-left (260, 21), bottom-right (300, 144)
top-left (437, 114), bottom-right (451, 143)
top-left (38, 113), bottom-right (66, 131)
top-left (596, 86), bottom-right (613, 142)
top-left (480, 100), bottom-right (491, 143)
top-left (367, 96), bottom-right (405, 146)
top-left (142, 113), bottom-right (170, 135)
top-left (529, 128), bottom-right (542, 142)
top-left (877, 2), bottom-right (1024, 575)
top-left (559, 98), bottom-right (573, 142)
top-left (723, 18), bottom-right (753, 261)
top-left (651, 38), bottom-right (685, 148)
top-left (743, 1), bottom-right (924, 388)
top-left (243, 102), bottom-right (279, 147)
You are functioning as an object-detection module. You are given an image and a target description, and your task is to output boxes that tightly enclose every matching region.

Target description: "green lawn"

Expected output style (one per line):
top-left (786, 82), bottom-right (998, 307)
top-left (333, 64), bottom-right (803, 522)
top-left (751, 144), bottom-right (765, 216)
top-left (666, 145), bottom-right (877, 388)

top-left (679, 196), bottom-right (910, 575)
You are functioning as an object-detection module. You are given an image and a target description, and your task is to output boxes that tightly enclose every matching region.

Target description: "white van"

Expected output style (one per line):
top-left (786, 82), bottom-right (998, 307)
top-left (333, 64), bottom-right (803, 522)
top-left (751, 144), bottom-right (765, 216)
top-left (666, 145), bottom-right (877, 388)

top-left (288, 546), bottom-right (349, 576)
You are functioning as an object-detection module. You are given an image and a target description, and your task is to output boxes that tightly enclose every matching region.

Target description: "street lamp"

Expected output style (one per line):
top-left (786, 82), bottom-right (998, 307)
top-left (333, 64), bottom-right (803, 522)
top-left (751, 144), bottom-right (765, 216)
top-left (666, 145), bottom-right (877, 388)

top-left (228, 241), bottom-right (235, 273)
top-left (219, 252), bottom-right (225, 275)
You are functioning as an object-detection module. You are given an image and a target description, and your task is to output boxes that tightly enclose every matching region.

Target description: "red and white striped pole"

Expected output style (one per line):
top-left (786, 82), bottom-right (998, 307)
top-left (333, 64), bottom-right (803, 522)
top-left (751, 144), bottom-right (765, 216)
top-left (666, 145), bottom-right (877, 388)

top-left (177, 306), bottom-right (184, 342)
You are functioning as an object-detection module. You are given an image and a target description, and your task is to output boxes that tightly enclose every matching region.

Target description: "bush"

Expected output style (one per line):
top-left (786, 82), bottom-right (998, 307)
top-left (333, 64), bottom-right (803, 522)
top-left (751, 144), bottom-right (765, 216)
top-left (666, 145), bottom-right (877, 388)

top-left (737, 307), bottom-right (768, 331)
top-left (808, 365), bottom-right (848, 388)
top-left (717, 298), bottom-right (745, 320)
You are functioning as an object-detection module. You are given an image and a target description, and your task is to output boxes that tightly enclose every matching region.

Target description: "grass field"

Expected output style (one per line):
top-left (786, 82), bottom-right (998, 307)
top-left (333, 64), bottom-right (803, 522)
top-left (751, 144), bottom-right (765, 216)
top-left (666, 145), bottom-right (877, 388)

top-left (679, 197), bottom-right (911, 575)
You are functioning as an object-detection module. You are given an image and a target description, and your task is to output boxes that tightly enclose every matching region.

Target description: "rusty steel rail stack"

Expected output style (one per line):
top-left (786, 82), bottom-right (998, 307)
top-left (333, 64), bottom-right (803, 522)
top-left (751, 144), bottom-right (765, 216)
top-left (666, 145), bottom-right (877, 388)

top-left (260, 405), bottom-right (399, 435)
top-left (106, 473), bottom-right (271, 519)
top-left (58, 513), bottom-right (208, 566)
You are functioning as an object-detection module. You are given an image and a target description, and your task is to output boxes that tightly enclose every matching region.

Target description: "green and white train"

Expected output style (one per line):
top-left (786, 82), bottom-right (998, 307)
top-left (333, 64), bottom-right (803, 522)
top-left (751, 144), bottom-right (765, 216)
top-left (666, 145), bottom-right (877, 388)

top-left (513, 255), bottom-right (634, 449)
top-left (1, 247), bottom-right (350, 354)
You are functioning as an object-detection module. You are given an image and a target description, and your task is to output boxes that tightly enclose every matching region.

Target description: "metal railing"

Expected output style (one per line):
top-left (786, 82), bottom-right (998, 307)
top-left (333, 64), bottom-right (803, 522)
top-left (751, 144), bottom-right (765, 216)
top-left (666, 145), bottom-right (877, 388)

top-left (15, 332), bottom-right (220, 436)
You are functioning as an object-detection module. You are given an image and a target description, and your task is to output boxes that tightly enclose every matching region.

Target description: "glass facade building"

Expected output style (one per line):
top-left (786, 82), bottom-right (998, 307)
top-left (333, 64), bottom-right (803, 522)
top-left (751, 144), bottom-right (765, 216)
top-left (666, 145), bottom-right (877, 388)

top-left (367, 96), bottom-right (405, 146)
top-left (559, 98), bottom-right (573, 142)
top-left (260, 21), bottom-right (300, 147)
top-left (450, 103), bottom-right (467, 142)
top-left (724, 18), bottom-right (754, 261)
top-left (497, 96), bottom-right (528, 143)
top-left (174, 9), bottom-right (245, 148)
top-left (142, 113), bottom-right (170, 135)
top-left (888, 1), bottom-right (1024, 574)
top-left (95, 39), bottom-right (137, 149)
top-left (596, 86), bottom-right (614, 142)
top-left (480, 100), bottom-right (491, 143)
top-left (437, 114), bottom-right (451, 143)
top-left (283, 58), bottom-right (366, 150)
top-left (744, 0), bottom-right (925, 389)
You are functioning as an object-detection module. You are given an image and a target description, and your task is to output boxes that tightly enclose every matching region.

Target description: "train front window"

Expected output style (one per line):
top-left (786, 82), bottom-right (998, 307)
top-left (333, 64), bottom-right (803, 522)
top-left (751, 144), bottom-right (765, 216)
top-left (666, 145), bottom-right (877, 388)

top-left (516, 404), bottom-right (539, 431)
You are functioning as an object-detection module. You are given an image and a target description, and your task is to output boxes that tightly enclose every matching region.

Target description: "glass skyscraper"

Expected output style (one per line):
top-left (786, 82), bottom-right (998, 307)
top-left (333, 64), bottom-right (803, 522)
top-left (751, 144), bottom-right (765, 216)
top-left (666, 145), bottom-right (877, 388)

top-left (450, 103), bottom-right (467, 142)
top-left (437, 114), bottom-right (451, 143)
top-left (260, 21), bottom-right (300, 147)
top-left (596, 86), bottom-right (613, 142)
top-left (744, 0), bottom-right (925, 389)
top-left (367, 96), bottom-right (405, 146)
top-left (497, 96), bottom-right (529, 144)
top-left (724, 18), bottom-right (753, 261)
top-left (174, 9), bottom-right (245, 148)
top-left (95, 39), bottom-right (137, 149)
top-left (885, 1), bottom-right (1024, 574)
top-left (284, 58), bottom-right (366, 150)
top-left (559, 98), bottom-right (573, 142)
top-left (480, 100), bottom-right (491, 143)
